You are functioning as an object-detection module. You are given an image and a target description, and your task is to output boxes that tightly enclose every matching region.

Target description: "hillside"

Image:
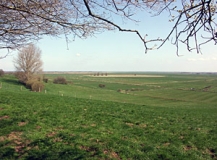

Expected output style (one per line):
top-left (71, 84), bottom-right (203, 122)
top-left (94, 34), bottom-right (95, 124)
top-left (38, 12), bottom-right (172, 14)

top-left (0, 74), bottom-right (217, 159)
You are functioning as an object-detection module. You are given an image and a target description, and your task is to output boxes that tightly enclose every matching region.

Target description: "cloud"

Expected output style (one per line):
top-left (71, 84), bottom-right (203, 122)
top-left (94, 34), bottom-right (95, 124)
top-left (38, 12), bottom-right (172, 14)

top-left (211, 57), bottom-right (217, 60)
top-left (76, 53), bottom-right (81, 57)
top-left (199, 58), bottom-right (209, 61)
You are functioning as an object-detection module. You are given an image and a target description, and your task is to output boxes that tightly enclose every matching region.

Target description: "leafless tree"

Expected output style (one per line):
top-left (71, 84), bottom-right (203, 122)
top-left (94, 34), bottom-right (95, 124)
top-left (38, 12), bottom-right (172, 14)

top-left (0, 0), bottom-right (216, 57)
top-left (13, 44), bottom-right (43, 83)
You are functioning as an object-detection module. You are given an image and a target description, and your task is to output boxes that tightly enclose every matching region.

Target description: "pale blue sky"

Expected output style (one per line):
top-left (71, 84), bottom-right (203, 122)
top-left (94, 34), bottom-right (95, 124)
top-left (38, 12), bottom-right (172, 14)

top-left (0, 6), bottom-right (217, 72)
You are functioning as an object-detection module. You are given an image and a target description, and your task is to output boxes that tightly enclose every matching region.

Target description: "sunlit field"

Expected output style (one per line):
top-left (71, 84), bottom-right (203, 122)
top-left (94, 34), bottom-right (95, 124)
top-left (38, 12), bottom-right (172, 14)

top-left (0, 73), bottom-right (217, 159)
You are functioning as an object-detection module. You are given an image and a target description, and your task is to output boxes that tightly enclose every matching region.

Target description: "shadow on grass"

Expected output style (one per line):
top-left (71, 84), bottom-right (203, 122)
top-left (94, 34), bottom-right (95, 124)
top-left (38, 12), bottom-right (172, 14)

top-left (0, 136), bottom-right (97, 159)
top-left (0, 145), bottom-right (88, 160)
top-left (0, 78), bottom-right (22, 86)
top-left (24, 147), bottom-right (88, 160)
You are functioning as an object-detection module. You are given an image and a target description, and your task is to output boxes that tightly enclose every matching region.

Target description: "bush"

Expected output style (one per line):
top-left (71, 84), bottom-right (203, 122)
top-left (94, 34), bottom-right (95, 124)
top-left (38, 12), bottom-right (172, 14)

top-left (26, 79), bottom-right (44, 92)
top-left (0, 69), bottom-right (4, 77)
top-left (31, 81), bottom-right (44, 92)
top-left (43, 77), bottom-right (49, 83)
top-left (99, 84), bottom-right (105, 88)
top-left (26, 79), bottom-right (37, 89)
top-left (53, 77), bottom-right (67, 84)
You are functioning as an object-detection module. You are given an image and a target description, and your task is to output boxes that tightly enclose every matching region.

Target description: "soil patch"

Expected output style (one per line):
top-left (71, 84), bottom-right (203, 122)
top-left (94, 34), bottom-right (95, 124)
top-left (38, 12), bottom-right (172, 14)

top-left (0, 115), bottom-right (9, 120)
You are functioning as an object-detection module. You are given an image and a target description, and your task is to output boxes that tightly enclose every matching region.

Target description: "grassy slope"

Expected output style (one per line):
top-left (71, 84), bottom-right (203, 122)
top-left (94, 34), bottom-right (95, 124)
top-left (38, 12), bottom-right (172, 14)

top-left (0, 74), bottom-right (217, 159)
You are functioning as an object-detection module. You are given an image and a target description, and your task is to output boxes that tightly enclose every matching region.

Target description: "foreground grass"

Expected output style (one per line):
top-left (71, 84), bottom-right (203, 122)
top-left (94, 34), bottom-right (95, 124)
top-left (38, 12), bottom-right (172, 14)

top-left (0, 91), bottom-right (217, 159)
top-left (0, 74), bottom-right (217, 159)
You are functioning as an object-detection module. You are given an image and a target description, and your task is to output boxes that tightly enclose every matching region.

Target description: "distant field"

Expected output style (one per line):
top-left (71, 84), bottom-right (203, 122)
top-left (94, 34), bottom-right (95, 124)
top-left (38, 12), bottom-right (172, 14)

top-left (0, 73), bottom-right (217, 159)
top-left (90, 74), bottom-right (165, 78)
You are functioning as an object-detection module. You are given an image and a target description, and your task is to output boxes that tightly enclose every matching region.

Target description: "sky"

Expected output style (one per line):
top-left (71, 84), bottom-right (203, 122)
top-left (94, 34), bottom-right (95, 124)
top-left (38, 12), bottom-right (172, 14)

top-left (0, 3), bottom-right (217, 72)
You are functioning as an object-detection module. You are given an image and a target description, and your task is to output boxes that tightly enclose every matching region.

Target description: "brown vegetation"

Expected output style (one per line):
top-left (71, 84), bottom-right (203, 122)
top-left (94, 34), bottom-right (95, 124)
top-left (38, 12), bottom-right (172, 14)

top-left (31, 81), bottom-right (44, 92)
top-left (53, 77), bottom-right (67, 84)
top-left (99, 84), bottom-right (105, 88)
top-left (25, 79), bottom-right (44, 92)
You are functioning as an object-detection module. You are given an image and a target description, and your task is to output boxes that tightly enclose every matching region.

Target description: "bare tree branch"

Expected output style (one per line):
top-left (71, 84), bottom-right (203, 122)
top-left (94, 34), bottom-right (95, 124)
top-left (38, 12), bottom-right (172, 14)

top-left (0, 0), bottom-right (216, 58)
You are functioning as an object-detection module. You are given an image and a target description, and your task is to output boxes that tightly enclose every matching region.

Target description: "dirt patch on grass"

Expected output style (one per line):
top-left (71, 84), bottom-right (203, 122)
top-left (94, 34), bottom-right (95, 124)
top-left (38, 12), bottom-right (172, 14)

top-left (183, 145), bottom-right (193, 151)
top-left (90, 124), bottom-right (96, 127)
top-left (53, 137), bottom-right (63, 142)
top-left (18, 121), bottom-right (28, 126)
top-left (4, 131), bottom-right (30, 153)
top-left (36, 125), bottom-right (41, 130)
top-left (0, 136), bottom-right (5, 142)
top-left (7, 132), bottom-right (23, 141)
top-left (163, 142), bottom-right (170, 147)
top-left (126, 122), bottom-right (134, 127)
top-left (80, 145), bottom-right (98, 156)
top-left (205, 148), bottom-right (216, 159)
top-left (103, 150), bottom-right (121, 160)
top-left (139, 123), bottom-right (147, 128)
top-left (0, 115), bottom-right (9, 120)
top-left (47, 131), bottom-right (57, 137)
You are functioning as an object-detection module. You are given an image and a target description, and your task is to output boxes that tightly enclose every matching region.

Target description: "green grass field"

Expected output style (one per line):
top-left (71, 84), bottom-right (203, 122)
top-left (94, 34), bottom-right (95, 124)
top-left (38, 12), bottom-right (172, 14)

top-left (0, 73), bottom-right (217, 159)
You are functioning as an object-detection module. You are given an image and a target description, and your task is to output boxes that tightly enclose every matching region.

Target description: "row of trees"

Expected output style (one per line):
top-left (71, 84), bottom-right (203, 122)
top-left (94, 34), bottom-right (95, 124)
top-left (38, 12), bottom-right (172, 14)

top-left (0, 0), bottom-right (216, 58)
top-left (93, 73), bottom-right (108, 76)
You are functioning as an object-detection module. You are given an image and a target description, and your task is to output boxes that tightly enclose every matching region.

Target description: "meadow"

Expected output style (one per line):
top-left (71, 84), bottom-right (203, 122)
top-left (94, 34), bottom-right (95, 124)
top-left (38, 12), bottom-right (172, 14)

top-left (0, 72), bottom-right (217, 159)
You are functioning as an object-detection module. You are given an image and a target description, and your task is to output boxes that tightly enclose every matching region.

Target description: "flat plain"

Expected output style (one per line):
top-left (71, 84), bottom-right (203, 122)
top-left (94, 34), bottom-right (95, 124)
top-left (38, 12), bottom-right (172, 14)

top-left (0, 73), bottom-right (217, 159)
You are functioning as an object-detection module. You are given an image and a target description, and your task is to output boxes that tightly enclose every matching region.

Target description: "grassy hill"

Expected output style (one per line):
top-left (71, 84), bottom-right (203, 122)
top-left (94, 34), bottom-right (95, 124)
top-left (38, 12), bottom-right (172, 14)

top-left (0, 73), bottom-right (217, 159)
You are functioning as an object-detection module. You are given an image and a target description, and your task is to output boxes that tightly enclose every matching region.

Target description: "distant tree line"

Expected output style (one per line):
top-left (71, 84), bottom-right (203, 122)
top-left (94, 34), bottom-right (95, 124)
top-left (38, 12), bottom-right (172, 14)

top-left (93, 72), bottom-right (108, 76)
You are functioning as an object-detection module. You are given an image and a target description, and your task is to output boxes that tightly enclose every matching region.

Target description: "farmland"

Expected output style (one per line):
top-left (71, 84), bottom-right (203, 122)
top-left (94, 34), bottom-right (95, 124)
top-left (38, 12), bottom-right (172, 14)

top-left (0, 73), bottom-right (217, 159)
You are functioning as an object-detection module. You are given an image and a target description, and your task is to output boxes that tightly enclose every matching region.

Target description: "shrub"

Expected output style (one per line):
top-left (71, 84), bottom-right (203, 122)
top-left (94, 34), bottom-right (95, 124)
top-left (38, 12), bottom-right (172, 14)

top-left (53, 77), bottom-right (67, 84)
top-left (99, 84), bottom-right (105, 88)
top-left (26, 79), bottom-right (37, 89)
top-left (26, 79), bottom-right (44, 92)
top-left (43, 77), bottom-right (49, 83)
top-left (31, 81), bottom-right (44, 92)
top-left (0, 69), bottom-right (4, 77)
